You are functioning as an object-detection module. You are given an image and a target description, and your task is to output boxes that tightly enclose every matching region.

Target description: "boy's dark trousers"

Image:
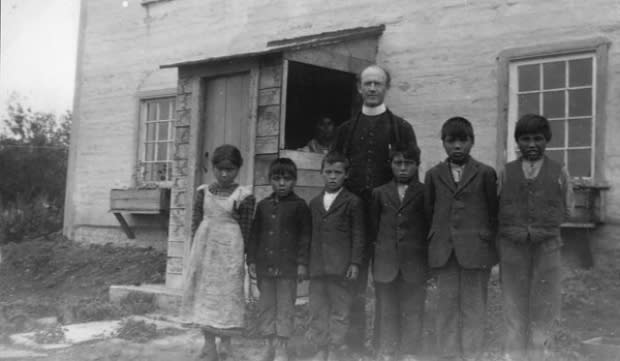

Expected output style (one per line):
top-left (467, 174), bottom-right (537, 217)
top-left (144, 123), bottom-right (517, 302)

top-left (256, 277), bottom-right (297, 338)
top-left (499, 238), bottom-right (562, 360)
top-left (435, 253), bottom-right (490, 360)
top-left (374, 273), bottom-right (426, 355)
top-left (308, 276), bottom-right (353, 347)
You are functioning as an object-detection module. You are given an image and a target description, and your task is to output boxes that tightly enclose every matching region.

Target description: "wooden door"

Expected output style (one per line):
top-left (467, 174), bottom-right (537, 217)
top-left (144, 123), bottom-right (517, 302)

top-left (201, 72), bottom-right (252, 185)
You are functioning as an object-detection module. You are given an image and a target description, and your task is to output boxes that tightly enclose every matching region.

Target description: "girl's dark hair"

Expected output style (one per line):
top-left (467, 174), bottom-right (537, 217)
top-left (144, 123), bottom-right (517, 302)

top-left (441, 116), bottom-right (474, 142)
top-left (321, 151), bottom-right (350, 171)
top-left (389, 143), bottom-right (421, 165)
top-left (514, 114), bottom-right (552, 141)
top-left (269, 158), bottom-right (298, 180)
top-left (211, 144), bottom-right (243, 167)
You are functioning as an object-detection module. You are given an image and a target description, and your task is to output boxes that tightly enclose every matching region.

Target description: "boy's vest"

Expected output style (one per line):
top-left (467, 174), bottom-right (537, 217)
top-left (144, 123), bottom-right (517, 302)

top-left (498, 157), bottom-right (565, 244)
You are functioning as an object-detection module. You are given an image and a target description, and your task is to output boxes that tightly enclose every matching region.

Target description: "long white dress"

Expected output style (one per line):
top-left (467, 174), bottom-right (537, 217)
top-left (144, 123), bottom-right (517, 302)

top-left (181, 184), bottom-right (252, 330)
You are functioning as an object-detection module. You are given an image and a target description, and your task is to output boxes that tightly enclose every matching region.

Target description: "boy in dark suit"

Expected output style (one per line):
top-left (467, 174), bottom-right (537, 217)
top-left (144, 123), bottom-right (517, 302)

top-left (425, 117), bottom-right (498, 361)
top-left (370, 143), bottom-right (428, 361)
top-left (307, 152), bottom-right (365, 361)
top-left (498, 114), bottom-right (573, 361)
top-left (248, 158), bottom-right (312, 361)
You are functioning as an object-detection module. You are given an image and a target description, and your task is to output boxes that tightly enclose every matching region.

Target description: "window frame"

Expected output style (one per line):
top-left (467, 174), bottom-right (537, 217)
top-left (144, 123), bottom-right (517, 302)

top-left (497, 37), bottom-right (610, 184)
top-left (508, 53), bottom-right (597, 178)
top-left (136, 89), bottom-right (177, 188)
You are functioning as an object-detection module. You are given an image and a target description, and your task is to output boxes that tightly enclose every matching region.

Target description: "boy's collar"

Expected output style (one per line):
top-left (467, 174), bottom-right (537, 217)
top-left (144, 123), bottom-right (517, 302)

top-left (324, 187), bottom-right (344, 195)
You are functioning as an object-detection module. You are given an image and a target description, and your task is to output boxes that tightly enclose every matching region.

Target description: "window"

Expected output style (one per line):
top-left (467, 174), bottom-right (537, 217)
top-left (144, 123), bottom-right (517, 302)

top-left (140, 97), bottom-right (176, 183)
top-left (508, 53), bottom-right (596, 178)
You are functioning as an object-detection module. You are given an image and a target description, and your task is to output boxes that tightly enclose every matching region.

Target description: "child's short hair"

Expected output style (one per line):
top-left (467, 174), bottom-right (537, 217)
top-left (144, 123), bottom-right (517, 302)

top-left (321, 151), bottom-right (350, 172)
top-left (269, 158), bottom-right (298, 180)
top-left (211, 144), bottom-right (243, 167)
top-left (389, 143), bottom-right (421, 165)
top-left (514, 114), bottom-right (552, 141)
top-left (441, 117), bottom-right (474, 142)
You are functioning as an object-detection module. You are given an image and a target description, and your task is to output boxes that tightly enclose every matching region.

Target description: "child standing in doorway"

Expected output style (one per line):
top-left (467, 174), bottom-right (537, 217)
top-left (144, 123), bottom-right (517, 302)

top-left (181, 144), bottom-right (256, 361)
top-left (247, 158), bottom-right (312, 361)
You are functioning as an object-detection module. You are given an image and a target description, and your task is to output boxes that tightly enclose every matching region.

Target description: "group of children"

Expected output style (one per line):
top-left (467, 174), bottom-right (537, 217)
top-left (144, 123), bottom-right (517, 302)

top-left (182, 113), bottom-right (572, 361)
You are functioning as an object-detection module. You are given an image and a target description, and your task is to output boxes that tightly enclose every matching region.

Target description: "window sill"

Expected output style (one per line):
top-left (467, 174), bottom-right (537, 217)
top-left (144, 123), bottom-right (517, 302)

top-left (141, 0), bottom-right (171, 5)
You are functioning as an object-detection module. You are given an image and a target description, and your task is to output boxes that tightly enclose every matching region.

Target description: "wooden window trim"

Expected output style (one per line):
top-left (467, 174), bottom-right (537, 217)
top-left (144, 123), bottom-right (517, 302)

top-left (136, 88), bottom-right (177, 188)
top-left (496, 37), bottom-right (610, 184)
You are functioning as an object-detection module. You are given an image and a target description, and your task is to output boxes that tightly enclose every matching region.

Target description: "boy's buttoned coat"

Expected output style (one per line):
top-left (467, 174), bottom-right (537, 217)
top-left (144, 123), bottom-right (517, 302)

top-left (308, 188), bottom-right (365, 277)
top-left (247, 192), bottom-right (312, 278)
top-left (424, 157), bottom-right (499, 269)
top-left (370, 180), bottom-right (429, 283)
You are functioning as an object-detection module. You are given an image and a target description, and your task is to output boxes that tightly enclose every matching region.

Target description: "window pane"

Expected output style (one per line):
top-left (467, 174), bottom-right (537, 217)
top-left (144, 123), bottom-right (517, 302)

top-left (159, 100), bottom-right (170, 120)
top-left (154, 163), bottom-right (168, 181)
top-left (145, 143), bottom-right (155, 161)
top-left (146, 123), bottom-right (156, 141)
top-left (546, 149), bottom-right (564, 165)
top-left (569, 58), bottom-right (593, 87)
top-left (543, 91), bottom-right (565, 118)
top-left (543, 61), bottom-right (565, 89)
top-left (147, 102), bottom-right (157, 121)
top-left (518, 64), bottom-right (540, 91)
top-left (548, 119), bottom-right (565, 148)
top-left (567, 149), bottom-right (591, 177)
top-left (568, 118), bottom-right (592, 147)
top-left (166, 162), bottom-right (173, 180)
top-left (518, 93), bottom-right (540, 117)
top-left (569, 88), bottom-right (592, 117)
top-left (157, 143), bottom-right (167, 161)
top-left (158, 122), bottom-right (169, 141)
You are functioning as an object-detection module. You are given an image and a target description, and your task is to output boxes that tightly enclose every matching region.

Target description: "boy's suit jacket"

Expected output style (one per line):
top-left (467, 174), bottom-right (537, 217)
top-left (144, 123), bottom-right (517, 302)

top-left (424, 157), bottom-right (499, 269)
top-left (308, 188), bottom-right (365, 277)
top-left (370, 180), bottom-right (429, 283)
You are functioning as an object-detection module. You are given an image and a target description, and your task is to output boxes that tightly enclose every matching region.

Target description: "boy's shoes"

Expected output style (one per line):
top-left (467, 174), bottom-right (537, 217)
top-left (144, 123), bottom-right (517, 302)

top-left (198, 336), bottom-right (217, 361)
top-left (217, 336), bottom-right (233, 361)
top-left (273, 337), bottom-right (289, 361)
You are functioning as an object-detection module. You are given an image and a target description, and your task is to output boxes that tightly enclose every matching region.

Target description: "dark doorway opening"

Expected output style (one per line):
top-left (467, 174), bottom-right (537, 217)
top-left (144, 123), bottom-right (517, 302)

top-left (284, 61), bottom-right (358, 150)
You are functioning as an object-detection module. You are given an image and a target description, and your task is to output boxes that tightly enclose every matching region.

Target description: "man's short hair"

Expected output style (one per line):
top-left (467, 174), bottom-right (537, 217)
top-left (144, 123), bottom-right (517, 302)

top-left (357, 64), bottom-right (391, 88)
top-left (441, 116), bottom-right (475, 142)
top-left (268, 158), bottom-right (298, 180)
top-left (389, 143), bottom-right (421, 165)
top-left (321, 151), bottom-right (350, 172)
top-left (514, 114), bottom-right (552, 142)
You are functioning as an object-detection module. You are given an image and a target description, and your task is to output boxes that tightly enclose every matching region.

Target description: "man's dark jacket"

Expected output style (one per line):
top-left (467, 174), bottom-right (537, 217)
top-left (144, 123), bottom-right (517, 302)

top-left (333, 109), bottom-right (417, 198)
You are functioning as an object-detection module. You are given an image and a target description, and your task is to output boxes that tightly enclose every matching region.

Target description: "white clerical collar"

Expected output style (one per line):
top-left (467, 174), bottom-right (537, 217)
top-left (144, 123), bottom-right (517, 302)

top-left (362, 103), bottom-right (387, 116)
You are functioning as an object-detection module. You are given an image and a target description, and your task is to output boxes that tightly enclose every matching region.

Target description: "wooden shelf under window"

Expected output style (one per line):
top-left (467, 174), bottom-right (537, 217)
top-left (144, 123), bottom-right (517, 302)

top-left (109, 188), bottom-right (170, 239)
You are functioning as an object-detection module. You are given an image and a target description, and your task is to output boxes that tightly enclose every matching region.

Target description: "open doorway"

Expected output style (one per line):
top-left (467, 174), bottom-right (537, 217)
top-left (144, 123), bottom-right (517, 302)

top-left (284, 61), bottom-right (358, 151)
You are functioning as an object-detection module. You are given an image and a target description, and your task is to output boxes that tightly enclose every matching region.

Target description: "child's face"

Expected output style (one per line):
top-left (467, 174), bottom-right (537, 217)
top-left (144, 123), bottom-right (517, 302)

top-left (321, 162), bottom-right (348, 193)
top-left (517, 132), bottom-right (547, 161)
top-left (391, 153), bottom-right (418, 184)
top-left (270, 173), bottom-right (296, 198)
top-left (213, 160), bottom-right (239, 186)
top-left (443, 135), bottom-right (473, 165)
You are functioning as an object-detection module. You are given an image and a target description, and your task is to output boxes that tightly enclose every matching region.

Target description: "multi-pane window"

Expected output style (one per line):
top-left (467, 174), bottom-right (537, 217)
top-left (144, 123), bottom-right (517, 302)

top-left (508, 54), bottom-right (596, 178)
top-left (141, 97), bottom-right (176, 182)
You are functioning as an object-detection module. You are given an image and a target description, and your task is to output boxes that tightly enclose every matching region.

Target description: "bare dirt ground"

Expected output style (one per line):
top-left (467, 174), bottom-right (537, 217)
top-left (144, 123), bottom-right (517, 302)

top-left (1, 235), bottom-right (619, 360)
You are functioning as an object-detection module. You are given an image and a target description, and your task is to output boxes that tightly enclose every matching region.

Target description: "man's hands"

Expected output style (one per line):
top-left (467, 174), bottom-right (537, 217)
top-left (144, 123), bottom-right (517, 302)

top-left (345, 264), bottom-right (359, 281)
top-left (297, 264), bottom-right (308, 282)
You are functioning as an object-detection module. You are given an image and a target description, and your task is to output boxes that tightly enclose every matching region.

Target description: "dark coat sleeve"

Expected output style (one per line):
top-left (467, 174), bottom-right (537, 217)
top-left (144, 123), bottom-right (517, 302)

top-left (349, 195), bottom-right (366, 265)
top-left (332, 121), bottom-right (351, 154)
top-left (246, 201), bottom-right (262, 266)
top-left (369, 188), bottom-right (382, 246)
top-left (191, 189), bottom-right (205, 239)
top-left (398, 117), bottom-right (418, 148)
top-left (424, 170), bottom-right (436, 226)
top-left (483, 166), bottom-right (499, 238)
top-left (296, 200), bottom-right (312, 266)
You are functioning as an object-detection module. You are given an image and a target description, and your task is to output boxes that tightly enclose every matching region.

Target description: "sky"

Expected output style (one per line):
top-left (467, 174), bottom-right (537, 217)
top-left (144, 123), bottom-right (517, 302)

top-left (0, 0), bottom-right (80, 121)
